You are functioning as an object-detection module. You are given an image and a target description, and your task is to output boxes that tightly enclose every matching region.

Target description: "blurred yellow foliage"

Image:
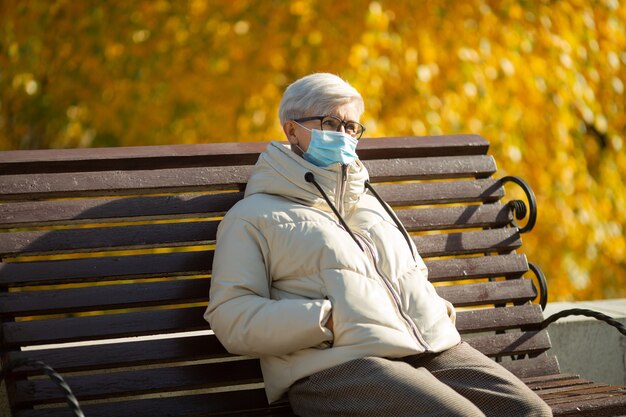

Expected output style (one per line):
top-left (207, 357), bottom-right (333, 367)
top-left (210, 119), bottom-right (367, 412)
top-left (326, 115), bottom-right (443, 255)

top-left (1, 0), bottom-right (625, 301)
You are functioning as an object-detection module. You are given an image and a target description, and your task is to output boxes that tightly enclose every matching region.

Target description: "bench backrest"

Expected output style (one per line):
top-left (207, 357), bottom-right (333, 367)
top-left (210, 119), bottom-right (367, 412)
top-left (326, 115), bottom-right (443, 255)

top-left (0, 135), bottom-right (558, 417)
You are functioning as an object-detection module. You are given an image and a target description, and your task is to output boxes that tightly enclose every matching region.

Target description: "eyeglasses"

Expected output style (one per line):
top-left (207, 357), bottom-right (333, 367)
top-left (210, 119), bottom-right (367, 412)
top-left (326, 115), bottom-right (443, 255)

top-left (293, 115), bottom-right (366, 139)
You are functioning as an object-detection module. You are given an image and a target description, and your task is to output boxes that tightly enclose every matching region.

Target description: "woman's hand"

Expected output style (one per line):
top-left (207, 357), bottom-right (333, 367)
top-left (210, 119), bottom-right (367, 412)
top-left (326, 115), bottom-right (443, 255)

top-left (326, 312), bottom-right (334, 333)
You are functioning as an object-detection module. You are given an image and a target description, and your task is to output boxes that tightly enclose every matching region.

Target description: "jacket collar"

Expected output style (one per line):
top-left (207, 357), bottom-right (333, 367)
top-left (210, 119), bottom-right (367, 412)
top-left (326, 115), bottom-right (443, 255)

top-left (245, 141), bottom-right (369, 212)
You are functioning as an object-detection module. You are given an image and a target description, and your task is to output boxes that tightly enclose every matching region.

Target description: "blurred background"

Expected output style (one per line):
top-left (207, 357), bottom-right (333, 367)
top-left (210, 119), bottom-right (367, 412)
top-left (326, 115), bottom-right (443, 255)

top-left (1, 0), bottom-right (625, 302)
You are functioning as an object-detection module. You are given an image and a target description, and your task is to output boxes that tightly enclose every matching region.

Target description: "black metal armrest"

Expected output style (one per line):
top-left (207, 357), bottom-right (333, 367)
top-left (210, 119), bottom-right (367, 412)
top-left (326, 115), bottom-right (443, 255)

top-left (541, 308), bottom-right (626, 336)
top-left (0, 358), bottom-right (85, 417)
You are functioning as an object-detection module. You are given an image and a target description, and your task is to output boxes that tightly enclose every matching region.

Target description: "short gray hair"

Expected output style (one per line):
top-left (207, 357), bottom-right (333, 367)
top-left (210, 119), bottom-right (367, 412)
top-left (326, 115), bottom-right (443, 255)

top-left (278, 73), bottom-right (364, 125)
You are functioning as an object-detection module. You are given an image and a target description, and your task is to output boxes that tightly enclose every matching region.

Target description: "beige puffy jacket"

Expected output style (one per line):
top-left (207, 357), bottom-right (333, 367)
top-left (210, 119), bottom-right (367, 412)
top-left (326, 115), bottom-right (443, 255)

top-left (204, 141), bottom-right (461, 403)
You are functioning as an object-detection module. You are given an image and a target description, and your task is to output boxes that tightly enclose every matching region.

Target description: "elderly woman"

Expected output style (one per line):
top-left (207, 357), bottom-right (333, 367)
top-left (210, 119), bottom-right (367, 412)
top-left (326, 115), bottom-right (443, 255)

top-left (205, 73), bottom-right (552, 417)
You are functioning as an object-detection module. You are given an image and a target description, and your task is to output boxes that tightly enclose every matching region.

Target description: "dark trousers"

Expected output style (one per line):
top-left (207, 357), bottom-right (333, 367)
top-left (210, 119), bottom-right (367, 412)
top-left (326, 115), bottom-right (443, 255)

top-left (288, 342), bottom-right (552, 417)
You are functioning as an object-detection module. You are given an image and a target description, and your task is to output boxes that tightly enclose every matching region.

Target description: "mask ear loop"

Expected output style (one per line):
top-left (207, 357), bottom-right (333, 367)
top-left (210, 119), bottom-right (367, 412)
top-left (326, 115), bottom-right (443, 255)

top-left (293, 143), bottom-right (306, 155)
top-left (289, 121), bottom-right (311, 157)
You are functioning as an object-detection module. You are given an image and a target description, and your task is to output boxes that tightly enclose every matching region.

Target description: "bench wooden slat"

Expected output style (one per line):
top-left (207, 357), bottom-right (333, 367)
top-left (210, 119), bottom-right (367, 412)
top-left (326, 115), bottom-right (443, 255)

top-left (501, 355), bottom-right (561, 379)
top-left (455, 304), bottom-right (543, 334)
top-left (2, 280), bottom-right (537, 346)
top-left (0, 205), bottom-right (511, 256)
top-left (426, 254), bottom-right (528, 282)
top-left (521, 372), bottom-right (581, 386)
top-left (371, 178), bottom-right (504, 206)
top-left (0, 279), bottom-right (210, 317)
top-left (365, 155), bottom-right (496, 182)
top-left (546, 382), bottom-right (623, 398)
top-left (0, 222), bottom-right (219, 256)
top-left (0, 165), bottom-right (252, 201)
top-left (436, 279), bottom-right (536, 307)
top-left (0, 252), bottom-right (214, 287)
top-left (13, 359), bottom-right (264, 406)
top-left (0, 222), bottom-right (217, 257)
top-left (2, 307), bottom-right (209, 347)
top-left (0, 276), bottom-right (536, 318)
top-left (0, 135), bottom-right (490, 175)
top-left (14, 389), bottom-right (291, 417)
top-left (0, 141), bottom-right (267, 175)
top-left (0, 229), bottom-right (520, 286)
top-left (549, 394), bottom-right (626, 416)
top-left (7, 305), bottom-right (542, 374)
top-left (0, 192), bottom-right (243, 229)
top-left (0, 179), bottom-right (504, 229)
top-left (541, 383), bottom-right (617, 401)
top-left (8, 334), bottom-right (226, 375)
top-left (464, 330), bottom-right (552, 357)
top-left (544, 389), bottom-right (626, 406)
top-left (399, 204), bottom-right (512, 232)
top-left (359, 135), bottom-right (490, 158)
top-left (414, 228), bottom-right (521, 257)
top-left (0, 156), bottom-right (496, 201)
top-left (545, 390), bottom-right (626, 405)
top-left (527, 375), bottom-right (594, 390)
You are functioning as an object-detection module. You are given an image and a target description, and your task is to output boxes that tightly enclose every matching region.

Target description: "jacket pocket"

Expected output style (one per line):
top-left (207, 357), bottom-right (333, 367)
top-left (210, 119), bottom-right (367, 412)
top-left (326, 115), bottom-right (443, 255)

top-left (316, 293), bottom-right (333, 349)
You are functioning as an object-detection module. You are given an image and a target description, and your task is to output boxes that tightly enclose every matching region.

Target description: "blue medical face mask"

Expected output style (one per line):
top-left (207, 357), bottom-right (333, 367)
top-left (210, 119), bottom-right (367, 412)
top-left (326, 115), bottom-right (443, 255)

top-left (296, 125), bottom-right (359, 167)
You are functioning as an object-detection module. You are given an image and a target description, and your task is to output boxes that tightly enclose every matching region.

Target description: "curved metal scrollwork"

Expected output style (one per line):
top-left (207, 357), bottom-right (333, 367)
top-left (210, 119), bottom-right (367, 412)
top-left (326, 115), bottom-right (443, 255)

top-left (500, 176), bottom-right (537, 234)
top-left (528, 261), bottom-right (548, 311)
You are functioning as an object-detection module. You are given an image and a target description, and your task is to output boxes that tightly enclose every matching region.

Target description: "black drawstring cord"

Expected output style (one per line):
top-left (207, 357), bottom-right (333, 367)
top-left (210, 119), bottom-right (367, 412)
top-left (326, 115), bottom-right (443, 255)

top-left (304, 172), bottom-right (364, 251)
top-left (365, 180), bottom-right (416, 260)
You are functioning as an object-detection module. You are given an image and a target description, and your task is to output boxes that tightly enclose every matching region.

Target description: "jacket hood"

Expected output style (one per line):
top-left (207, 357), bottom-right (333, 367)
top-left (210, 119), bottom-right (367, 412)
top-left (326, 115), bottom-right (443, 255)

top-left (245, 141), bottom-right (369, 212)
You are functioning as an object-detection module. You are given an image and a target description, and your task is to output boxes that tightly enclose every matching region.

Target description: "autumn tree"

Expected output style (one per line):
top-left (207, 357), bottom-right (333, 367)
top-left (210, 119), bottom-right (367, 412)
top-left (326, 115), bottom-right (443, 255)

top-left (1, 0), bottom-right (624, 301)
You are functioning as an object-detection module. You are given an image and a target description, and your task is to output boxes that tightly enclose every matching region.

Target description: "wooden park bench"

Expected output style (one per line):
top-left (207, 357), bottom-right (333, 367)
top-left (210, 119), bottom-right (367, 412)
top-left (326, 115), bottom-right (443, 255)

top-left (1, 135), bottom-right (625, 416)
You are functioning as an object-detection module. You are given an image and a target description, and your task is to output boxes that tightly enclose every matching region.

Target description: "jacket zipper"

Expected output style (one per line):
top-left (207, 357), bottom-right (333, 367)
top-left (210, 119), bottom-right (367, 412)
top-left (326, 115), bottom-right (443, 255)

top-left (354, 231), bottom-right (431, 351)
top-left (336, 164), bottom-right (348, 216)
top-left (306, 169), bottom-right (428, 349)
